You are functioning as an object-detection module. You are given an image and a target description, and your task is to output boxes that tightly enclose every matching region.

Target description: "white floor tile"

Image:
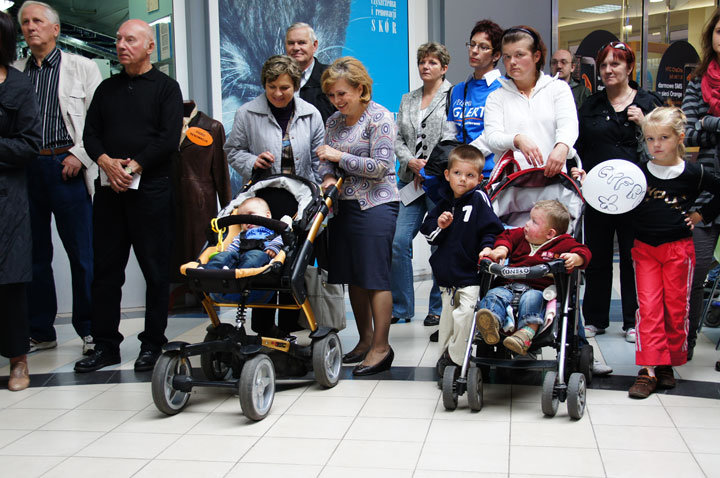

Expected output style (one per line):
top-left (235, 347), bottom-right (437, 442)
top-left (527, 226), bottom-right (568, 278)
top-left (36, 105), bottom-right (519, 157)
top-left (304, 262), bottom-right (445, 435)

top-left (433, 399), bottom-right (511, 421)
top-left (225, 462), bottom-right (322, 478)
top-left (426, 419), bottom-right (509, 444)
top-left (0, 408), bottom-right (66, 430)
top-left (359, 397), bottom-right (437, 419)
top-left (328, 439), bottom-right (422, 470)
top-left (414, 472), bottom-right (506, 478)
top-left (0, 455), bottom-right (64, 478)
top-left (132, 459), bottom-right (233, 478)
top-left (42, 457), bottom-right (147, 478)
top-left (8, 389), bottom-right (102, 410)
top-left (585, 388), bottom-right (662, 406)
top-left (114, 410), bottom-right (208, 434)
top-left (320, 465), bottom-right (413, 477)
top-left (40, 409), bottom-right (136, 432)
top-left (156, 434), bottom-right (258, 462)
top-left (0, 429), bottom-right (31, 448)
top-left (302, 379), bottom-right (378, 397)
top-left (417, 441), bottom-right (508, 473)
top-left (345, 417), bottom-right (431, 442)
top-left (601, 449), bottom-right (705, 478)
top-left (371, 380), bottom-right (440, 399)
top-left (240, 436), bottom-right (338, 465)
top-left (588, 403), bottom-right (674, 427)
top-left (0, 388), bottom-right (44, 409)
top-left (284, 395), bottom-right (366, 417)
top-left (665, 406), bottom-right (720, 428)
top-left (594, 424), bottom-right (688, 452)
top-left (76, 432), bottom-right (180, 459)
top-left (77, 390), bottom-right (153, 411)
top-left (0, 430), bottom-right (102, 456)
top-left (679, 427), bottom-right (720, 454)
top-left (509, 445), bottom-right (604, 476)
top-left (188, 412), bottom-right (279, 436)
top-left (511, 419), bottom-right (596, 448)
top-left (695, 453), bottom-right (720, 478)
top-left (657, 394), bottom-right (720, 408)
top-left (266, 414), bottom-right (354, 439)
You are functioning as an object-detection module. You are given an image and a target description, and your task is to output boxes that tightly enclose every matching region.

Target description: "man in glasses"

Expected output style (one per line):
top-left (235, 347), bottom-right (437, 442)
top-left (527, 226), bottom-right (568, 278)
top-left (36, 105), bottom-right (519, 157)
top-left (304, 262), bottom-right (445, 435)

top-left (447, 19), bottom-right (503, 177)
top-left (550, 49), bottom-right (590, 112)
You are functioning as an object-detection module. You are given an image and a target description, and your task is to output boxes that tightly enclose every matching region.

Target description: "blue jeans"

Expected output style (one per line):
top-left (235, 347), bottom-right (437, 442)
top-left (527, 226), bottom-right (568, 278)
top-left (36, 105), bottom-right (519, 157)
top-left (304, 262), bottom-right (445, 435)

top-left (205, 249), bottom-right (270, 270)
top-left (27, 152), bottom-right (92, 341)
top-left (390, 181), bottom-right (441, 319)
top-left (479, 286), bottom-right (545, 329)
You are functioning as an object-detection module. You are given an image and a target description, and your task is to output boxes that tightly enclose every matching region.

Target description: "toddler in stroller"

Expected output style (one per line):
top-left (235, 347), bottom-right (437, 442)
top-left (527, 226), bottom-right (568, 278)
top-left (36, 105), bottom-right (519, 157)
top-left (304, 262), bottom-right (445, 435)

top-left (476, 200), bottom-right (591, 355)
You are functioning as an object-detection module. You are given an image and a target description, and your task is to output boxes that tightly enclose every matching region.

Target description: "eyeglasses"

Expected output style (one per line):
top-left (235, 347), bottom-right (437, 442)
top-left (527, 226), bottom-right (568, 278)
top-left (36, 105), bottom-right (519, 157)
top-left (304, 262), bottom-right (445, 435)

top-left (465, 42), bottom-right (492, 52)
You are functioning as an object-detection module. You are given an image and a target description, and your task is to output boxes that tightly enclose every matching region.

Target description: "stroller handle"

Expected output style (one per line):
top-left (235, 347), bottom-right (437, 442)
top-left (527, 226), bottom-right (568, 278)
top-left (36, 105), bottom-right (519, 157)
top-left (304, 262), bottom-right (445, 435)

top-left (478, 258), bottom-right (566, 279)
top-left (214, 215), bottom-right (290, 234)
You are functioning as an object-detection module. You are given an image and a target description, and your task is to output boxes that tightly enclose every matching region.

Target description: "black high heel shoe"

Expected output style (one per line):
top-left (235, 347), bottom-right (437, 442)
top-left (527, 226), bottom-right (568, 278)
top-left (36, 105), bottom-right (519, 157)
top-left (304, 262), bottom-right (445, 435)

top-left (391, 317), bottom-right (410, 324)
top-left (342, 349), bottom-right (368, 364)
top-left (352, 347), bottom-right (394, 376)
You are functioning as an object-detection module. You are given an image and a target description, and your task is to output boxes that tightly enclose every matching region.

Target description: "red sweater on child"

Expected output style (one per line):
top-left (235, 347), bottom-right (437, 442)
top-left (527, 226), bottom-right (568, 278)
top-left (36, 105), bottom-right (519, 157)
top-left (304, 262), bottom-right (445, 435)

top-left (493, 228), bottom-right (592, 289)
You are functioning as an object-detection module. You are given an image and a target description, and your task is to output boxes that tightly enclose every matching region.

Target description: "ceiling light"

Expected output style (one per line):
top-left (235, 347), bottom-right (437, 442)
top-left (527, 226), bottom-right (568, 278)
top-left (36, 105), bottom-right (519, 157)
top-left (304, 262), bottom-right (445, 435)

top-left (649, 0), bottom-right (664, 2)
top-left (577, 4), bottom-right (622, 14)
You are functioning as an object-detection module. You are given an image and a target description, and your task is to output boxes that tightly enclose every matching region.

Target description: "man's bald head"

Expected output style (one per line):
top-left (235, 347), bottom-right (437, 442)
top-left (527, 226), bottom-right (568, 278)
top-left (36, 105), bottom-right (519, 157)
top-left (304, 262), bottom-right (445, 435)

top-left (116, 19), bottom-right (154, 74)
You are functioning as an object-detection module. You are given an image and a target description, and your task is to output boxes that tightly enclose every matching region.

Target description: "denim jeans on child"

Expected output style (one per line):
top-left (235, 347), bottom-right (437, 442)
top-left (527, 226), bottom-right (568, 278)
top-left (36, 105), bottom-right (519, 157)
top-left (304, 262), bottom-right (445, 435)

top-left (390, 181), bottom-right (442, 320)
top-left (205, 249), bottom-right (270, 270)
top-left (479, 286), bottom-right (545, 330)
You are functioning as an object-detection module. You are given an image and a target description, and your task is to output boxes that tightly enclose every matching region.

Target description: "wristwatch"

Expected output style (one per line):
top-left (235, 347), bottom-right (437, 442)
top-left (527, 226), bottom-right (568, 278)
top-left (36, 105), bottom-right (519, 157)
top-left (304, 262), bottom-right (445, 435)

top-left (124, 166), bottom-right (134, 175)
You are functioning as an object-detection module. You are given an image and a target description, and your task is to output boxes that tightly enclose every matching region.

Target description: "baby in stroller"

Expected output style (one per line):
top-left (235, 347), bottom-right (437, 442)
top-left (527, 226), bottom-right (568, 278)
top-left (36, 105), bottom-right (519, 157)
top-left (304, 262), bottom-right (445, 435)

top-left (201, 197), bottom-right (283, 271)
top-left (477, 200), bottom-right (591, 355)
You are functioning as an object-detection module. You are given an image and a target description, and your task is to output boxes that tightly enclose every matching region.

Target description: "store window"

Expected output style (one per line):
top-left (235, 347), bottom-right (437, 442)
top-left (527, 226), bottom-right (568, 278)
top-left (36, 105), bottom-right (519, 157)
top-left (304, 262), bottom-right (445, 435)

top-left (557, 0), bottom-right (717, 102)
top-left (8, 0), bottom-right (175, 80)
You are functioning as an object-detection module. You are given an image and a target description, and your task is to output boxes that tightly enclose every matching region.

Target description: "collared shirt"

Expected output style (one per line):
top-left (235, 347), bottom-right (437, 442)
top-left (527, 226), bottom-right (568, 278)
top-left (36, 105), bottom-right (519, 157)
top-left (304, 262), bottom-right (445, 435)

top-left (299, 59), bottom-right (314, 90)
top-left (24, 47), bottom-right (72, 149)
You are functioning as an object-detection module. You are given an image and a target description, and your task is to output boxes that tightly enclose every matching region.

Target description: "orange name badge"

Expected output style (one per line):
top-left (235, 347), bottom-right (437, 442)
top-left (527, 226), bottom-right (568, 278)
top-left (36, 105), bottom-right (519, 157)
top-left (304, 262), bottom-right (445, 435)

top-left (186, 127), bottom-right (213, 146)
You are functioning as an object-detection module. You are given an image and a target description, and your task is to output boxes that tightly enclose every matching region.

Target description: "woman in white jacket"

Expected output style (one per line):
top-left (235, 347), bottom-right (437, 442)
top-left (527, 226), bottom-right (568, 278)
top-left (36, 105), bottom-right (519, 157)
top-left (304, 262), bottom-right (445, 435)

top-left (484, 26), bottom-right (578, 179)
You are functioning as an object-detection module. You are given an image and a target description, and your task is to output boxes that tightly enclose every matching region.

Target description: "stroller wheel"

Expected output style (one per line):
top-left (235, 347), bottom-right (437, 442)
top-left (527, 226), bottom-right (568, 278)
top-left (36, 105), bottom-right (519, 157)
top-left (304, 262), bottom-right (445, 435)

top-left (442, 365), bottom-right (459, 411)
top-left (541, 371), bottom-right (559, 417)
top-left (705, 306), bottom-right (720, 328)
top-left (239, 354), bottom-right (275, 421)
top-left (312, 332), bottom-right (342, 388)
top-left (151, 352), bottom-right (192, 416)
top-left (200, 324), bottom-right (235, 381)
top-left (567, 372), bottom-right (586, 419)
top-left (467, 366), bottom-right (484, 411)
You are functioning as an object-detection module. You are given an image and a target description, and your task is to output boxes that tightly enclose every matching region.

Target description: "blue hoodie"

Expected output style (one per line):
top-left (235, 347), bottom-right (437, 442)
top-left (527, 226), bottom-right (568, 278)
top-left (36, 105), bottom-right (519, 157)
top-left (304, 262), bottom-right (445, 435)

top-left (420, 184), bottom-right (503, 287)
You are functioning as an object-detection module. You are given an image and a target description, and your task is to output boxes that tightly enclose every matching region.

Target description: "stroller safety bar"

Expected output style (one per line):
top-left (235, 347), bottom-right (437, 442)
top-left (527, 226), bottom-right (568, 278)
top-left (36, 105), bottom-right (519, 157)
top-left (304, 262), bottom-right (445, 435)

top-left (212, 214), bottom-right (290, 233)
top-left (478, 258), bottom-right (566, 279)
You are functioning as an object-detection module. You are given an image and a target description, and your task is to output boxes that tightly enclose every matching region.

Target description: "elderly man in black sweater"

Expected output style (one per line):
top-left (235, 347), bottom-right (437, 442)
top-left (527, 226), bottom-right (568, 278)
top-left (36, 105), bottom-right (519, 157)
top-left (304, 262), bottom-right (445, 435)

top-left (74, 19), bottom-right (183, 373)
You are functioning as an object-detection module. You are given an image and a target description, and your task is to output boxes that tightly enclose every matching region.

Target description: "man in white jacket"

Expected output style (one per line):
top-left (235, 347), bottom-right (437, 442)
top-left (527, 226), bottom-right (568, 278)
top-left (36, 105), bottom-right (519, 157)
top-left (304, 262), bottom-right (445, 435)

top-left (15, 1), bottom-right (102, 355)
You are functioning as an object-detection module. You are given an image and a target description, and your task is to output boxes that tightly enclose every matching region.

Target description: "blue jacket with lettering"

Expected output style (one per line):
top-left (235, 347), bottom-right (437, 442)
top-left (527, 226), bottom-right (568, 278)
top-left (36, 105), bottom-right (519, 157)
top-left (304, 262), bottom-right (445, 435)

top-left (421, 184), bottom-right (504, 287)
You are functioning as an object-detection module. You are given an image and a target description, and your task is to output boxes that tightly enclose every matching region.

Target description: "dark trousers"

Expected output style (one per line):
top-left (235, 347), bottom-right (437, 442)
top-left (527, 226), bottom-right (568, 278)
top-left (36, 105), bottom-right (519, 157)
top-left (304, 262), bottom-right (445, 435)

top-left (91, 177), bottom-right (173, 354)
top-left (0, 283), bottom-right (30, 358)
top-left (582, 206), bottom-right (637, 330)
top-left (688, 224), bottom-right (720, 348)
top-left (27, 153), bottom-right (93, 341)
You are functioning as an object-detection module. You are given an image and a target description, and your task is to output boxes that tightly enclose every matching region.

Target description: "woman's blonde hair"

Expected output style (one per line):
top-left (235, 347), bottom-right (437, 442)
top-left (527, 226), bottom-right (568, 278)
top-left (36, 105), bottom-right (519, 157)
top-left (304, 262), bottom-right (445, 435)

top-left (642, 106), bottom-right (687, 158)
top-left (321, 56), bottom-right (373, 103)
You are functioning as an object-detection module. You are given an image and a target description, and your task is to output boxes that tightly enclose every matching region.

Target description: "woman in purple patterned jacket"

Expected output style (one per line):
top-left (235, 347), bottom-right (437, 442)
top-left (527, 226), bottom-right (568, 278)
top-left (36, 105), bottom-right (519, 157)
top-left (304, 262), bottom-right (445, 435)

top-left (316, 57), bottom-right (399, 376)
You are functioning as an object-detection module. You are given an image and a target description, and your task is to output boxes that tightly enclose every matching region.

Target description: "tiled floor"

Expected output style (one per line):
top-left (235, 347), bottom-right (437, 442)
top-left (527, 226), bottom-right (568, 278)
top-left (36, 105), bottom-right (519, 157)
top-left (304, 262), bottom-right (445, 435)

top-left (0, 278), bottom-right (719, 477)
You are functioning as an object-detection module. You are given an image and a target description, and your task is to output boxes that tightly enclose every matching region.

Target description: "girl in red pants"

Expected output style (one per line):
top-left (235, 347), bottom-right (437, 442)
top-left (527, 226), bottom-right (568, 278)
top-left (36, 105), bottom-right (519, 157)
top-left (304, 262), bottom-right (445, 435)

top-left (628, 106), bottom-right (720, 398)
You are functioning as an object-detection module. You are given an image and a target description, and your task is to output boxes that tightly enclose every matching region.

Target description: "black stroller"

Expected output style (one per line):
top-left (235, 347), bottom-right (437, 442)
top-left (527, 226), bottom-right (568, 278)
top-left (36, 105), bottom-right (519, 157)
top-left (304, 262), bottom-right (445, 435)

top-left (151, 174), bottom-right (345, 421)
top-left (441, 168), bottom-right (593, 419)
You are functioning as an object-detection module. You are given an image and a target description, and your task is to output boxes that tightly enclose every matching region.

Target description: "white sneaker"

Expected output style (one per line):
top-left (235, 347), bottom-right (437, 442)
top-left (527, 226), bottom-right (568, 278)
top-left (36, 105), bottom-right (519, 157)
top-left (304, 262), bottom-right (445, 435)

top-left (82, 335), bottom-right (95, 355)
top-left (584, 325), bottom-right (605, 338)
top-left (28, 338), bottom-right (57, 353)
top-left (592, 359), bottom-right (613, 375)
top-left (625, 328), bottom-right (637, 343)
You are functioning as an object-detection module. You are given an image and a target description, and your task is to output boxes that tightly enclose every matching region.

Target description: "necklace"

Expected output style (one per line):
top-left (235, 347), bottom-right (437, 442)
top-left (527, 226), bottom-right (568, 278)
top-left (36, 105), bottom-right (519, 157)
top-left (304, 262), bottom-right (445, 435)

top-left (609, 88), bottom-right (634, 107)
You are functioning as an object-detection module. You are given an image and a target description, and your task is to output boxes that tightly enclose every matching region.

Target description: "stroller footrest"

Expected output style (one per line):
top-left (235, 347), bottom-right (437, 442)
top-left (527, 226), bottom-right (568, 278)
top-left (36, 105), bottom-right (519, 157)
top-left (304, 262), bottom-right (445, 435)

top-left (471, 357), bottom-right (557, 370)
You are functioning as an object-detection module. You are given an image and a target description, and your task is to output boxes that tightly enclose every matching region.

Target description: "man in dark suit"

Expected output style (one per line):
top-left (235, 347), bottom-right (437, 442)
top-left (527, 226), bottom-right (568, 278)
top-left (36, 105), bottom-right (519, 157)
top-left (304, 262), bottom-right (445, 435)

top-left (285, 22), bottom-right (335, 123)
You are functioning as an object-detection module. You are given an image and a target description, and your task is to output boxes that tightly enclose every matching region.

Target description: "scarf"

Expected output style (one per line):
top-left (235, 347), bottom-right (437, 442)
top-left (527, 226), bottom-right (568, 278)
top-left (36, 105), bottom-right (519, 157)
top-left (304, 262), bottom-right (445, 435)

top-left (702, 58), bottom-right (720, 116)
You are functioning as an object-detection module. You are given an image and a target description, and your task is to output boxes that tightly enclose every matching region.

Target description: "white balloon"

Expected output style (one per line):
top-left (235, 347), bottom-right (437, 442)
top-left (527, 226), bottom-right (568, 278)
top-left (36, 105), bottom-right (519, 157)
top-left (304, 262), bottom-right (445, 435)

top-left (582, 159), bottom-right (647, 215)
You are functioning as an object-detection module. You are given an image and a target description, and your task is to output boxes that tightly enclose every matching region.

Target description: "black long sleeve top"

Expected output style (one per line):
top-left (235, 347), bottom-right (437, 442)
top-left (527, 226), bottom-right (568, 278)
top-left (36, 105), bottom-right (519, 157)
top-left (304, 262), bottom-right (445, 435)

top-left (83, 66), bottom-right (183, 179)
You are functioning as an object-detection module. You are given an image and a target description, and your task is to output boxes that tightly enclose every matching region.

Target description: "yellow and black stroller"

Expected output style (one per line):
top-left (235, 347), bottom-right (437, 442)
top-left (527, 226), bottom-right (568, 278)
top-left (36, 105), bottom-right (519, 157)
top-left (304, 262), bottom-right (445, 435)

top-left (151, 174), bottom-right (345, 421)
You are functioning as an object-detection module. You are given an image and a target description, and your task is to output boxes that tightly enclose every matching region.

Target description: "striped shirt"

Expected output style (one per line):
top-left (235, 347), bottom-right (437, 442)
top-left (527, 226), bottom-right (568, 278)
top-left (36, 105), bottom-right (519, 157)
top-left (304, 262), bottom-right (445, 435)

top-left (24, 48), bottom-right (72, 149)
top-left (682, 77), bottom-right (720, 226)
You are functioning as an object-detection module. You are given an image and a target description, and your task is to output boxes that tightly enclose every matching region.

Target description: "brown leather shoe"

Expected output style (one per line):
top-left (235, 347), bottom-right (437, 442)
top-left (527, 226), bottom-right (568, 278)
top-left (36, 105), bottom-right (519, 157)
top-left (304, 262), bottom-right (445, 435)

top-left (628, 369), bottom-right (657, 399)
top-left (655, 365), bottom-right (676, 389)
top-left (8, 361), bottom-right (29, 392)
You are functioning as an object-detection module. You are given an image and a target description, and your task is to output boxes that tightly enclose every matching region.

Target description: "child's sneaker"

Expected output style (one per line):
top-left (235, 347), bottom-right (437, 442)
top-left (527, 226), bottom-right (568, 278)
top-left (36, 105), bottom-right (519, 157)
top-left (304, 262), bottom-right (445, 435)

top-left (475, 308), bottom-right (500, 345)
top-left (628, 369), bottom-right (657, 398)
top-left (503, 327), bottom-right (534, 355)
top-left (655, 365), bottom-right (676, 389)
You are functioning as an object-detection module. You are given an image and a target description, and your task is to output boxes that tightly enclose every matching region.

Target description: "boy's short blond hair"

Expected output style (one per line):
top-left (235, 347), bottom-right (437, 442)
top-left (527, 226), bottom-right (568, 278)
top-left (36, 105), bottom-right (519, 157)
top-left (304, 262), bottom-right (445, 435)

top-left (237, 197), bottom-right (271, 216)
top-left (533, 199), bottom-right (570, 235)
top-left (447, 144), bottom-right (485, 174)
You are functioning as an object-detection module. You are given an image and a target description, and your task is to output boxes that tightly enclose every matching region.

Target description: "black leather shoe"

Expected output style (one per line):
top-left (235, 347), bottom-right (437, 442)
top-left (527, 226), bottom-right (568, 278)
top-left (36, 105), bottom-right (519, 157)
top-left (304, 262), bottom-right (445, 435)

top-left (423, 314), bottom-right (440, 326)
top-left (134, 350), bottom-right (161, 372)
top-left (352, 347), bottom-right (394, 376)
top-left (429, 330), bottom-right (439, 342)
top-left (391, 317), bottom-right (410, 324)
top-left (74, 348), bottom-right (121, 373)
top-left (342, 349), bottom-right (368, 364)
